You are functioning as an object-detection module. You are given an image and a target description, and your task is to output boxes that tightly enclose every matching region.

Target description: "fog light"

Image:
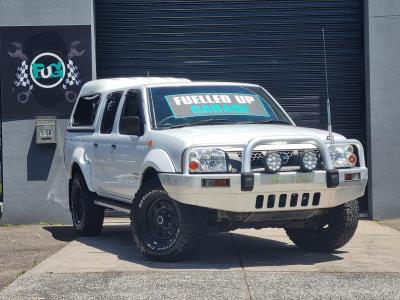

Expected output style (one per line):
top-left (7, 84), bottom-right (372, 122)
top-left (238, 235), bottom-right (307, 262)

top-left (345, 172), bottom-right (361, 181)
top-left (202, 179), bottom-right (230, 187)
top-left (265, 152), bottom-right (283, 173)
top-left (300, 151), bottom-right (318, 172)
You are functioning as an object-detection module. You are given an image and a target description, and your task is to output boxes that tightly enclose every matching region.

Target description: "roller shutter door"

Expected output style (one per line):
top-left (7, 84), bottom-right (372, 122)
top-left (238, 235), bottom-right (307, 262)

top-left (95, 0), bottom-right (365, 144)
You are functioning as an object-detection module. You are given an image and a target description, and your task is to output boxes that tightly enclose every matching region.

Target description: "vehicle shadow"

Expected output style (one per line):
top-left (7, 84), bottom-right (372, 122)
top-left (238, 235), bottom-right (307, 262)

top-left (43, 221), bottom-right (345, 270)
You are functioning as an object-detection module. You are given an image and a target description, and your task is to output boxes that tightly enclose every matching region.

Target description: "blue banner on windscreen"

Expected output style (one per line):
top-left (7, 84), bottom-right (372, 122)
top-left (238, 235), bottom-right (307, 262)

top-left (164, 93), bottom-right (271, 118)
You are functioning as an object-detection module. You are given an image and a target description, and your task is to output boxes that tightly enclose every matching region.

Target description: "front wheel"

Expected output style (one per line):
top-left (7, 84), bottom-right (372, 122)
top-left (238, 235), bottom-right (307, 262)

top-left (131, 181), bottom-right (206, 262)
top-left (285, 199), bottom-right (359, 252)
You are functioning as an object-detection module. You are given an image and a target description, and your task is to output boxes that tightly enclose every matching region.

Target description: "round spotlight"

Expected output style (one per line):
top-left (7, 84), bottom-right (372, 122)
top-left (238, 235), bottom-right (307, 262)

top-left (301, 151), bottom-right (319, 172)
top-left (265, 152), bottom-right (283, 173)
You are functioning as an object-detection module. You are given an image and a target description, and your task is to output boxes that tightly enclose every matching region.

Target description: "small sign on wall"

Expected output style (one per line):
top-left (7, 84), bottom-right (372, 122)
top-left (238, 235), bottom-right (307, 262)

top-left (0, 25), bottom-right (92, 119)
top-left (36, 119), bottom-right (56, 144)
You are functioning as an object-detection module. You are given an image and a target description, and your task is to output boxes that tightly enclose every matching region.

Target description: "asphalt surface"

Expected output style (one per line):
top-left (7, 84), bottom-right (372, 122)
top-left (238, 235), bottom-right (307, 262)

top-left (1, 218), bottom-right (400, 299)
top-left (1, 271), bottom-right (400, 300)
top-left (0, 224), bottom-right (76, 290)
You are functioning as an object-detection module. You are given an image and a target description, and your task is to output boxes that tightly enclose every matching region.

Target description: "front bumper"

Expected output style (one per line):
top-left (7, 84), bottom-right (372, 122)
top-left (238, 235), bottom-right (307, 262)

top-left (159, 167), bottom-right (368, 213)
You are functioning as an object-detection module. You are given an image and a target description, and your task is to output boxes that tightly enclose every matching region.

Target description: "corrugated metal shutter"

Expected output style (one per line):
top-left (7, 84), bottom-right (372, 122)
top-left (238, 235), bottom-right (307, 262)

top-left (95, 0), bottom-right (365, 144)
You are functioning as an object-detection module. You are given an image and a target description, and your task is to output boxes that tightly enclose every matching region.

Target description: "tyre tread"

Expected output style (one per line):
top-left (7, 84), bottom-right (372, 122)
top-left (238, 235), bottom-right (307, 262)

top-left (285, 200), bottom-right (359, 252)
top-left (71, 173), bottom-right (104, 236)
top-left (131, 180), bottom-right (206, 262)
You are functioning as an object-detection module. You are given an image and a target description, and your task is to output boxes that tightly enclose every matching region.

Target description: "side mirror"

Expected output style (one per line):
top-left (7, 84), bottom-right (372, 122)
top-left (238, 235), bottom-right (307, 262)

top-left (119, 116), bottom-right (142, 136)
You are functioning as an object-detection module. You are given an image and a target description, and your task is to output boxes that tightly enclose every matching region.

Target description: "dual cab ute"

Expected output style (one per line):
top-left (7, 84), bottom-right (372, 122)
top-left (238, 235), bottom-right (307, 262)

top-left (64, 77), bottom-right (367, 261)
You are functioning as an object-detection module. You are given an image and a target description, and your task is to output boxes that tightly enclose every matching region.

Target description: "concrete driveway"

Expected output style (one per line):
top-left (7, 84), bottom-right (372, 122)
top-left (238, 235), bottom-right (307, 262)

top-left (1, 218), bottom-right (400, 299)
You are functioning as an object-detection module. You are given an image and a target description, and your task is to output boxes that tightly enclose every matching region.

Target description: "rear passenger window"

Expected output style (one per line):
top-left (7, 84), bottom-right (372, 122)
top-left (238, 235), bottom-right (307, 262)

top-left (100, 92), bottom-right (123, 134)
top-left (72, 94), bottom-right (101, 127)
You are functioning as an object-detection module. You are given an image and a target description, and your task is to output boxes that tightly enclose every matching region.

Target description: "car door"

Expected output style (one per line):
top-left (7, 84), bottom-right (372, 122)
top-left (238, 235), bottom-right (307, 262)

top-left (91, 91), bottom-right (123, 195)
top-left (105, 89), bottom-right (145, 200)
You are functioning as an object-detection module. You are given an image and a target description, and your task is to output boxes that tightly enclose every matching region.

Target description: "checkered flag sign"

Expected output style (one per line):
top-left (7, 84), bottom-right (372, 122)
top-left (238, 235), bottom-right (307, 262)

top-left (63, 59), bottom-right (82, 90)
top-left (13, 60), bottom-right (33, 91)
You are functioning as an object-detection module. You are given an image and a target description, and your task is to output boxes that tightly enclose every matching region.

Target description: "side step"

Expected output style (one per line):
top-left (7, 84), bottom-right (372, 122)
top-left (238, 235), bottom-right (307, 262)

top-left (94, 198), bottom-right (131, 214)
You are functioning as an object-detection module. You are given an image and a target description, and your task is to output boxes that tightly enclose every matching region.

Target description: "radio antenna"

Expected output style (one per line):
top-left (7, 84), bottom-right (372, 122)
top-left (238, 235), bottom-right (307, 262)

top-left (322, 28), bottom-right (334, 143)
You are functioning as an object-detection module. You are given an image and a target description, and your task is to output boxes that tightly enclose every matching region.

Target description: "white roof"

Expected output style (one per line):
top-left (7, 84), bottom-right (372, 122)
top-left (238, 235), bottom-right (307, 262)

top-left (80, 77), bottom-right (191, 96)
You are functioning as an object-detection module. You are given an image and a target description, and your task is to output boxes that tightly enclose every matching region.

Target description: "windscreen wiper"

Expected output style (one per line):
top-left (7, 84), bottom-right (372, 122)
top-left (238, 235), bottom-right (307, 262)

top-left (160, 119), bottom-right (236, 129)
top-left (242, 120), bottom-right (292, 125)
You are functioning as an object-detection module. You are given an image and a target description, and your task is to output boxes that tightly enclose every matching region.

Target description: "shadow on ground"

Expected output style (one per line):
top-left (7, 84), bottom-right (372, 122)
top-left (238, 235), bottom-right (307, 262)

top-left (43, 222), bottom-right (344, 270)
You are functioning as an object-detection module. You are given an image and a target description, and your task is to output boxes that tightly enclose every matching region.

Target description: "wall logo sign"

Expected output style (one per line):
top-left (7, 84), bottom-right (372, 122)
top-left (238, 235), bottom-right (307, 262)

top-left (30, 52), bottom-right (66, 88)
top-left (7, 40), bottom-right (85, 103)
top-left (1, 26), bottom-right (92, 119)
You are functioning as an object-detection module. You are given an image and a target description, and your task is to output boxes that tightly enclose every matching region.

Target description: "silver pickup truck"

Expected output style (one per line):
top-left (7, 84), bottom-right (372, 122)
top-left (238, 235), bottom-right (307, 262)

top-left (64, 77), bottom-right (367, 261)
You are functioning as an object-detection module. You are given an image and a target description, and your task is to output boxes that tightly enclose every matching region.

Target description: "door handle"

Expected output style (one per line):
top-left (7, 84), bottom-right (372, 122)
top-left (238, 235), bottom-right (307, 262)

top-left (94, 143), bottom-right (98, 148)
top-left (111, 144), bottom-right (117, 149)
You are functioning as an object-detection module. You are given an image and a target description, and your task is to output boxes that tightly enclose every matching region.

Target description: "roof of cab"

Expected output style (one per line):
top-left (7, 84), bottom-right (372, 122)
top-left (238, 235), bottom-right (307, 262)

top-left (80, 77), bottom-right (191, 96)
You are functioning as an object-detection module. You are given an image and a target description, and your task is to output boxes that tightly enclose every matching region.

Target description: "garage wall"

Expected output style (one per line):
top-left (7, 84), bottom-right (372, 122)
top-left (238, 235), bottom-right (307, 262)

top-left (95, 0), bottom-right (366, 144)
top-left (0, 0), bottom-right (95, 224)
top-left (365, 0), bottom-right (400, 219)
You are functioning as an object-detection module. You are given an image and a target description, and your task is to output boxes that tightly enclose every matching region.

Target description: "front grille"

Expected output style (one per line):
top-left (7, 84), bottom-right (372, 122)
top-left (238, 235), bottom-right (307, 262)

top-left (229, 149), bottom-right (321, 172)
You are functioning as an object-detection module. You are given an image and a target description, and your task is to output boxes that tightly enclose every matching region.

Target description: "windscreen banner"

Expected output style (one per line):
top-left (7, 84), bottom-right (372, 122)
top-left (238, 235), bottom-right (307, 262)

top-left (165, 93), bottom-right (271, 118)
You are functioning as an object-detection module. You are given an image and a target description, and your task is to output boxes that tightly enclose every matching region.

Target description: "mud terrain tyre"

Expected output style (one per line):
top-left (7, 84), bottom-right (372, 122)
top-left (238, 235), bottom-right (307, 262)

top-left (131, 180), bottom-right (207, 262)
top-left (70, 173), bottom-right (104, 236)
top-left (285, 199), bottom-right (359, 252)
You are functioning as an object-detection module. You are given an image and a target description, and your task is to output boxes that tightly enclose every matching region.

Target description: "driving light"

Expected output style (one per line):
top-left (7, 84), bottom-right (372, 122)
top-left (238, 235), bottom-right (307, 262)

top-left (329, 144), bottom-right (358, 168)
top-left (265, 152), bottom-right (283, 173)
top-left (300, 151), bottom-right (318, 172)
top-left (188, 148), bottom-right (227, 173)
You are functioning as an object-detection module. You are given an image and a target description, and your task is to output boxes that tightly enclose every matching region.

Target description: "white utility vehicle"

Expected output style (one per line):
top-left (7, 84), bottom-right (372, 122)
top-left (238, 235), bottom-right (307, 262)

top-left (64, 77), bottom-right (367, 261)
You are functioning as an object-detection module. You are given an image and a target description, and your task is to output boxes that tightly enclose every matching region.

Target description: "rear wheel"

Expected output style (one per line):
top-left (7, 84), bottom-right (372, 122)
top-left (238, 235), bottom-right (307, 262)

top-left (70, 173), bottom-right (104, 236)
top-left (131, 180), bottom-right (206, 261)
top-left (285, 199), bottom-right (359, 252)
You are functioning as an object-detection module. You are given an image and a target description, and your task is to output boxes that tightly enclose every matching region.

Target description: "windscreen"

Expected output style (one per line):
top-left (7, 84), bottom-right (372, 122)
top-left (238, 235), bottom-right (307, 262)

top-left (148, 85), bottom-right (291, 129)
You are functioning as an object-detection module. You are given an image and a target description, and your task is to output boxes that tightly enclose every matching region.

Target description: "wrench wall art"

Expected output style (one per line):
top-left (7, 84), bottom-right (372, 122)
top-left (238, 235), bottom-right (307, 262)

top-left (1, 25), bottom-right (92, 119)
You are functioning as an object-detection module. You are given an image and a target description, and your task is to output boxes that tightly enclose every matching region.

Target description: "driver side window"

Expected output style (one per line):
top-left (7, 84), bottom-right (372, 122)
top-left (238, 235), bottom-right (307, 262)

top-left (119, 90), bottom-right (144, 136)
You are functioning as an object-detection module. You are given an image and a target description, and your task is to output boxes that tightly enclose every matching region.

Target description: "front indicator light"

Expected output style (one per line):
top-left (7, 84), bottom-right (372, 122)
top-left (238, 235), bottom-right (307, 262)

top-left (265, 152), bottom-right (283, 173)
top-left (348, 153), bottom-right (358, 167)
top-left (189, 160), bottom-right (199, 171)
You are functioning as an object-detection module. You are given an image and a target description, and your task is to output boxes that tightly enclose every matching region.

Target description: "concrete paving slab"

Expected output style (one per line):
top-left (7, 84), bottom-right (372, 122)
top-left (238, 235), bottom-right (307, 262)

top-left (234, 223), bottom-right (400, 272)
top-left (32, 223), bottom-right (241, 273)
top-left (30, 219), bottom-right (400, 274)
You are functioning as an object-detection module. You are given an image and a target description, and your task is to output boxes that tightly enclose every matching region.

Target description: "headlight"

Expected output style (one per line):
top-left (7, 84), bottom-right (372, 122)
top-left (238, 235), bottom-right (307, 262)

top-left (265, 152), bottom-right (283, 173)
top-left (188, 148), bottom-right (227, 173)
top-left (329, 144), bottom-right (358, 168)
top-left (300, 151), bottom-right (319, 172)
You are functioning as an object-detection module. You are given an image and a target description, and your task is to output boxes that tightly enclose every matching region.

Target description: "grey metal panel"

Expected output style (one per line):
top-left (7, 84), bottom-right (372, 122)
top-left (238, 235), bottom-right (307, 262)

top-left (0, 0), bottom-right (93, 26)
top-left (95, 0), bottom-right (365, 144)
top-left (1, 119), bottom-right (71, 224)
top-left (365, 0), bottom-right (400, 219)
